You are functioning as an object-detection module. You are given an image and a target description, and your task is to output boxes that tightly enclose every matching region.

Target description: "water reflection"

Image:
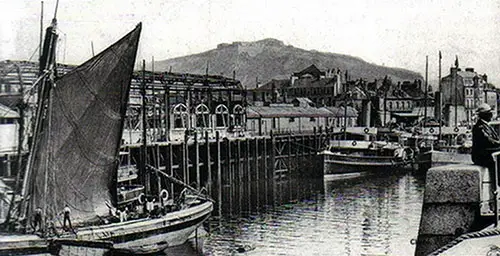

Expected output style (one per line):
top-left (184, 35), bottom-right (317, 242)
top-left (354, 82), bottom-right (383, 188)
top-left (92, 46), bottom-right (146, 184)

top-left (39, 172), bottom-right (424, 256)
top-left (203, 172), bottom-right (425, 256)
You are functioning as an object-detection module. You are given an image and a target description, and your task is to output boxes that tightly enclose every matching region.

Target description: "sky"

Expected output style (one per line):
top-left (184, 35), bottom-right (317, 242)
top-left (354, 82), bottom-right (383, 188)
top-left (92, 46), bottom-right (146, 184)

top-left (1, 0), bottom-right (499, 86)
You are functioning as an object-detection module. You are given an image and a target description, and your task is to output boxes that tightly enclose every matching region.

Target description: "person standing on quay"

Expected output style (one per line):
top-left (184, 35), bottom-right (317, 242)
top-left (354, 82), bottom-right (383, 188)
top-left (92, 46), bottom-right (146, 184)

top-left (472, 103), bottom-right (500, 183)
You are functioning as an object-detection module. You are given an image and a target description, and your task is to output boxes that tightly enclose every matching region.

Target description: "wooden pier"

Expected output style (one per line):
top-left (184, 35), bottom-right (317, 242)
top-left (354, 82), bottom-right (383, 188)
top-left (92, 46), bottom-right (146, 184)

top-left (126, 129), bottom-right (331, 217)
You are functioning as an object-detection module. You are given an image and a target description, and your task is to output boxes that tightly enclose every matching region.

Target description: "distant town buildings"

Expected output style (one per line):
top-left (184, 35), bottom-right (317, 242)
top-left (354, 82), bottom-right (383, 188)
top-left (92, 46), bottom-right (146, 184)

top-left (440, 65), bottom-right (497, 126)
top-left (0, 59), bottom-right (498, 178)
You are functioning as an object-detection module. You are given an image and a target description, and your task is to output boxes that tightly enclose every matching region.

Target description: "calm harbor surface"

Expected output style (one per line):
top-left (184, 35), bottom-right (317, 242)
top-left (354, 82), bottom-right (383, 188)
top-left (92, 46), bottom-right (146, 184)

top-left (35, 171), bottom-right (425, 256)
top-left (200, 171), bottom-right (425, 256)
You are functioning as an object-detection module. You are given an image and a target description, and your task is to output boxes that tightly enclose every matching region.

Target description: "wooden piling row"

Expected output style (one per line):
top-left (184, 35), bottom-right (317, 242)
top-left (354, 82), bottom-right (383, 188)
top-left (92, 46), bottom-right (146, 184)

top-left (129, 131), bottom-right (327, 216)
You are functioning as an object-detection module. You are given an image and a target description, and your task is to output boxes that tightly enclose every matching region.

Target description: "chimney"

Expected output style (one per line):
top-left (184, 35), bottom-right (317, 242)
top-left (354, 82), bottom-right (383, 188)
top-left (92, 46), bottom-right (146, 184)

top-left (483, 74), bottom-right (488, 83)
top-left (473, 75), bottom-right (479, 87)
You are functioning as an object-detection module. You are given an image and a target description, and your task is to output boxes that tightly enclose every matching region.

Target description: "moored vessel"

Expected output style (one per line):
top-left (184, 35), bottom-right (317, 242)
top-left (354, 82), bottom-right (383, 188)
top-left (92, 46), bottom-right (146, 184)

top-left (0, 11), bottom-right (213, 255)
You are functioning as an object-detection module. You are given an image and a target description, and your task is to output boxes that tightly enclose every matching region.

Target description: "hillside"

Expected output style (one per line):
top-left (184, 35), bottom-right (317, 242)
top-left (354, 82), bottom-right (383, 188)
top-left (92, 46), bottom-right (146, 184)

top-left (155, 38), bottom-right (422, 88)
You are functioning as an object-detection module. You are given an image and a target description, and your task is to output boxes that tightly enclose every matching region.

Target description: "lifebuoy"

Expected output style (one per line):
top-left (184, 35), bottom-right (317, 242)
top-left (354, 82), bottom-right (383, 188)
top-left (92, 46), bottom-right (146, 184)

top-left (429, 128), bottom-right (434, 134)
top-left (340, 127), bottom-right (346, 133)
top-left (352, 140), bottom-right (357, 146)
top-left (160, 189), bottom-right (169, 200)
top-left (138, 193), bottom-right (146, 204)
top-left (454, 127), bottom-right (459, 132)
top-left (364, 127), bottom-right (369, 134)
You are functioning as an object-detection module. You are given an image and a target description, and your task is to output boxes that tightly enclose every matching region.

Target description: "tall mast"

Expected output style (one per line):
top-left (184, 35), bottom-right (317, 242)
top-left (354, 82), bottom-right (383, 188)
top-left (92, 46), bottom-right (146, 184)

top-left (39, 1), bottom-right (43, 62)
top-left (141, 60), bottom-right (149, 194)
top-left (454, 55), bottom-right (458, 127)
top-left (424, 55), bottom-right (428, 127)
top-left (20, 1), bottom-right (59, 223)
top-left (438, 51), bottom-right (442, 139)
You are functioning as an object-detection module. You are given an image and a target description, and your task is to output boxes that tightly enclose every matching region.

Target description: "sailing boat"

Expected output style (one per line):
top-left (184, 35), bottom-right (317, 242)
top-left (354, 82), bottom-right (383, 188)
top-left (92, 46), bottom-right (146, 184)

top-left (1, 14), bottom-right (213, 256)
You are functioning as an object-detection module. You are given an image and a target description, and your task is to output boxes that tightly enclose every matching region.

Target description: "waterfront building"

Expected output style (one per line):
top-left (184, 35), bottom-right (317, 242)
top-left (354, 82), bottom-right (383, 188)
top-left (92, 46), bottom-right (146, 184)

top-left (124, 71), bottom-right (247, 143)
top-left (287, 64), bottom-right (344, 106)
top-left (373, 79), bottom-right (432, 128)
top-left (246, 97), bottom-right (355, 136)
top-left (440, 65), bottom-right (494, 126)
top-left (251, 79), bottom-right (290, 104)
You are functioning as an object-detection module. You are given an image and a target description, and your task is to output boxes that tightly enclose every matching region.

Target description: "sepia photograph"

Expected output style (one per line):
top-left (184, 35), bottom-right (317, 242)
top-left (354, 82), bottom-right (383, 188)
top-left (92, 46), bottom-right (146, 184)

top-left (0, 0), bottom-right (499, 255)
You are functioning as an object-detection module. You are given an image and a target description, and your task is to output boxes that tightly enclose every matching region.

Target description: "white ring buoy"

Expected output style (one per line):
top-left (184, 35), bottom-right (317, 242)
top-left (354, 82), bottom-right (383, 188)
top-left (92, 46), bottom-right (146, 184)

top-left (352, 141), bottom-right (357, 146)
top-left (454, 127), bottom-right (459, 132)
top-left (429, 128), bottom-right (434, 134)
top-left (340, 127), bottom-right (346, 133)
top-left (138, 193), bottom-right (146, 204)
top-left (160, 189), bottom-right (169, 200)
top-left (364, 127), bottom-right (369, 134)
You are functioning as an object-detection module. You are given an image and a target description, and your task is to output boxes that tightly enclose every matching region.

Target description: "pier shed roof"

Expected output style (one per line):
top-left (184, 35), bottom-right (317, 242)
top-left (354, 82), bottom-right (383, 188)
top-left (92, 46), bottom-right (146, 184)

top-left (247, 105), bottom-right (332, 118)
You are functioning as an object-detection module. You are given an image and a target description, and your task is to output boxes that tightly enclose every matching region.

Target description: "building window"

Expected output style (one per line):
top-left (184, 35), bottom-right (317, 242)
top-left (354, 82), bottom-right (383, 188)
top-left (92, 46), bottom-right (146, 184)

top-left (289, 117), bottom-right (295, 123)
top-left (233, 104), bottom-right (244, 127)
top-left (172, 103), bottom-right (188, 129)
top-left (195, 104), bottom-right (210, 128)
top-left (310, 117), bottom-right (315, 122)
top-left (272, 118), bottom-right (277, 129)
top-left (215, 104), bottom-right (229, 127)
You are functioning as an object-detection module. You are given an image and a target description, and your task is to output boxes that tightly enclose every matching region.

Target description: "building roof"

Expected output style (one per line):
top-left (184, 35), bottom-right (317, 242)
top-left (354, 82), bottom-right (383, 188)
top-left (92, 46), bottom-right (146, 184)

top-left (292, 64), bottom-right (325, 79)
top-left (0, 103), bottom-right (19, 118)
top-left (324, 106), bottom-right (357, 117)
top-left (290, 77), bottom-right (337, 88)
top-left (247, 104), bottom-right (333, 118)
top-left (292, 97), bottom-right (314, 107)
top-left (257, 79), bottom-right (290, 90)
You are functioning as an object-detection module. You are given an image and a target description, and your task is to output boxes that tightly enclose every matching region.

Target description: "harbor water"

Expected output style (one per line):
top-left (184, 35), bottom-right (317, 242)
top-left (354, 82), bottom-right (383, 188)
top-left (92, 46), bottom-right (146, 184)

top-left (43, 171), bottom-right (426, 256)
top-left (199, 171), bottom-right (426, 256)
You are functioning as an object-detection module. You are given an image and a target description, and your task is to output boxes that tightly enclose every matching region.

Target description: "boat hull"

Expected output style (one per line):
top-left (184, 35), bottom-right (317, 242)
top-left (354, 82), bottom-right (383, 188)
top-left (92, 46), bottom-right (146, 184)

top-left (320, 151), bottom-right (409, 175)
top-left (73, 201), bottom-right (213, 254)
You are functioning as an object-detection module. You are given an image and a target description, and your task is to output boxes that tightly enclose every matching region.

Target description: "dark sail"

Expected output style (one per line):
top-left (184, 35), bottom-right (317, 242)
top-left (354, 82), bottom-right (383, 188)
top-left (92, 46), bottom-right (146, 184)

top-left (25, 23), bottom-right (141, 224)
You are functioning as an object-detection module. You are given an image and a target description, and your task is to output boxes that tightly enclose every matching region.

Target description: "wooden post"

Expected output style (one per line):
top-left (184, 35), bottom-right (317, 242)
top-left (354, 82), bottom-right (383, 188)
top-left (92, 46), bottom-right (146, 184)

top-left (227, 138), bottom-right (232, 215)
top-left (156, 143), bottom-right (161, 195)
top-left (205, 131), bottom-right (212, 196)
top-left (216, 131), bottom-right (222, 216)
top-left (246, 138), bottom-right (251, 211)
top-left (183, 131), bottom-right (188, 184)
top-left (270, 131), bottom-right (276, 207)
top-left (195, 132), bottom-right (200, 189)
top-left (168, 143), bottom-right (174, 196)
top-left (237, 139), bottom-right (242, 213)
top-left (165, 86), bottom-right (170, 141)
top-left (255, 137), bottom-right (260, 209)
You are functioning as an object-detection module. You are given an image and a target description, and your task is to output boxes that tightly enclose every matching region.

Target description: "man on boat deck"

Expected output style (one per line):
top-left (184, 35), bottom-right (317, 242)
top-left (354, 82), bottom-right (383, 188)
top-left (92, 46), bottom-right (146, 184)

top-left (62, 204), bottom-right (73, 231)
top-left (33, 207), bottom-right (42, 232)
top-left (472, 103), bottom-right (500, 183)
